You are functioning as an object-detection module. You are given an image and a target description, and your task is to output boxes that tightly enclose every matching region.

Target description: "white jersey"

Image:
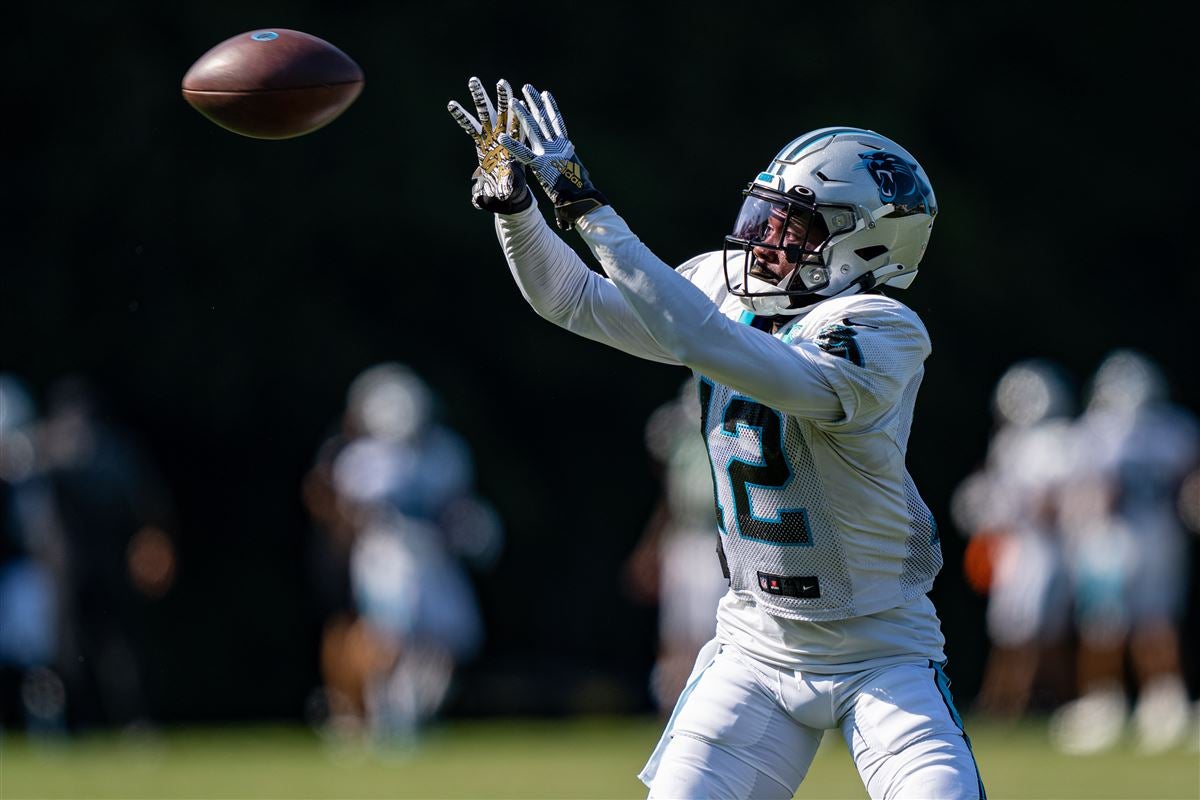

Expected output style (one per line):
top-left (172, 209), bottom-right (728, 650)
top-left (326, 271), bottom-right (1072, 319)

top-left (495, 204), bottom-right (945, 668)
top-left (1064, 402), bottom-right (1198, 621)
top-left (680, 253), bottom-right (941, 621)
top-left (984, 419), bottom-right (1075, 530)
top-left (1074, 404), bottom-right (1199, 529)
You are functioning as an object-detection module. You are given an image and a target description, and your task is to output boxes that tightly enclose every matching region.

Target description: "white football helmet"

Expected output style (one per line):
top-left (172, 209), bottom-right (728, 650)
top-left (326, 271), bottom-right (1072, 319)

top-left (1086, 349), bottom-right (1167, 414)
top-left (992, 359), bottom-right (1075, 427)
top-left (723, 127), bottom-right (937, 315)
top-left (346, 362), bottom-right (433, 442)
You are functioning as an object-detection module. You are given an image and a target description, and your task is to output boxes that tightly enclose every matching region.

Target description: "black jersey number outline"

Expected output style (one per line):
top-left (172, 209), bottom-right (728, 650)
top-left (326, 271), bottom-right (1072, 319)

top-left (699, 378), bottom-right (812, 546)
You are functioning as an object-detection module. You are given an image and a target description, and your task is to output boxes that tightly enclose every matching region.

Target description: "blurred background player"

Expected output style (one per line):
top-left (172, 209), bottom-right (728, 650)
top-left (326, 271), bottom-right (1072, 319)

top-left (623, 377), bottom-right (728, 716)
top-left (0, 374), bottom-right (65, 734)
top-left (1174, 467), bottom-right (1200, 751)
top-left (951, 359), bottom-right (1075, 720)
top-left (304, 362), bottom-right (502, 746)
top-left (37, 376), bottom-right (179, 732)
top-left (301, 381), bottom-right (364, 739)
top-left (1050, 349), bottom-right (1199, 754)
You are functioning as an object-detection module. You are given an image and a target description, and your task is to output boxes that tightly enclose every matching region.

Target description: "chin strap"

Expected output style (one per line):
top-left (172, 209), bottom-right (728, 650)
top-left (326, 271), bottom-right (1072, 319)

top-left (853, 269), bottom-right (878, 293)
top-left (783, 272), bottom-right (872, 312)
top-left (781, 262), bottom-right (911, 312)
top-left (830, 262), bottom-right (917, 298)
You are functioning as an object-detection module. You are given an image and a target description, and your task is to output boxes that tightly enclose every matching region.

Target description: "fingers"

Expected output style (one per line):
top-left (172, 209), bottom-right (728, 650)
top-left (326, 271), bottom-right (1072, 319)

top-left (452, 77), bottom-right (567, 160)
top-left (540, 90), bottom-right (567, 140)
top-left (508, 100), bottom-right (544, 149)
top-left (498, 133), bottom-right (536, 165)
top-left (495, 79), bottom-right (519, 139)
top-left (495, 79), bottom-right (511, 119)
top-left (470, 167), bottom-right (489, 211)
top-left (520, 84), bottom-right (553, 142)
top-left (447, 100), bottom-right (484, 144)
top-left (468, 75), bottom-right (497, 133)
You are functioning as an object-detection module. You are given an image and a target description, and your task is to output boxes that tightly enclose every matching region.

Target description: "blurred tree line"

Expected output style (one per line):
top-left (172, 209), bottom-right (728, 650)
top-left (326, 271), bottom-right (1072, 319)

top-left (5, 1), bottom-right (1195, 723)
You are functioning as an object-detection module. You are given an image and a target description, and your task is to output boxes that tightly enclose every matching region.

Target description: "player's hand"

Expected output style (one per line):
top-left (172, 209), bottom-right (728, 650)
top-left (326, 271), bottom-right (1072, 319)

top-left (499, 84), bottom-right (608, 231)
top-left (447, 77), bottom-right (532, 214)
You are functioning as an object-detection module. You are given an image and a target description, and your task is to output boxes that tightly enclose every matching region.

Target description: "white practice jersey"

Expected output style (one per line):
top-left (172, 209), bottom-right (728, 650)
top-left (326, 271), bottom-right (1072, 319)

top-left (1074, 404), bottom-right (1199, 528)
top-left (677, 254), bottom-right (942, 621)
top-left (495, 204), bottom-right (945, 668)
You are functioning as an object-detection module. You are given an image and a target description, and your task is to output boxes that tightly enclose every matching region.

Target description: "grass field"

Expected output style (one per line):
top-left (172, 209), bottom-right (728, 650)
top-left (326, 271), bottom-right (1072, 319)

top-left (2, 716), bottom-right (1197, 799)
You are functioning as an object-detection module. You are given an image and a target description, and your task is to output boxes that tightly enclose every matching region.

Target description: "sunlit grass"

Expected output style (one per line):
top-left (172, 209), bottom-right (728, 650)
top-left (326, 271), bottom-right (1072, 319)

top-left (2, 716), bottom-right (1197, 799)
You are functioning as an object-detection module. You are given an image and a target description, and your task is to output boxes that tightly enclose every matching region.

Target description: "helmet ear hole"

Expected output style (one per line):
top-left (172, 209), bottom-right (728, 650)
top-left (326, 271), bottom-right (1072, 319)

top-left (854, 245), bottom-right (888, 264)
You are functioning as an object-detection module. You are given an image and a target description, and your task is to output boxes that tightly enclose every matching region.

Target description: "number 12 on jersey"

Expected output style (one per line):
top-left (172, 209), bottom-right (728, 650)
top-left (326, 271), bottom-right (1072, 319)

top-left (698, 378), bottom-right (812, 546)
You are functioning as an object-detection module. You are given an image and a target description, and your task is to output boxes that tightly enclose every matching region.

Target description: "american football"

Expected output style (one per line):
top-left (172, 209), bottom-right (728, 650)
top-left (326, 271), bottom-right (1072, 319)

top-left (181, 29), bottom-right (363, 140)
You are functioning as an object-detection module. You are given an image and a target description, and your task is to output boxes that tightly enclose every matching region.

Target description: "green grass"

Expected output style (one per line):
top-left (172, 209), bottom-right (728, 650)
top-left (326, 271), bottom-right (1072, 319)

top-left (2, 716), bottom-right (1197, 799)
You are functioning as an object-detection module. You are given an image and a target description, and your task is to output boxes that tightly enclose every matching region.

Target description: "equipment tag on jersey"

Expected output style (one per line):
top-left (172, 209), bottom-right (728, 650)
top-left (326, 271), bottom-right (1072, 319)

top-left (757, 572), bottom-right (821, 598)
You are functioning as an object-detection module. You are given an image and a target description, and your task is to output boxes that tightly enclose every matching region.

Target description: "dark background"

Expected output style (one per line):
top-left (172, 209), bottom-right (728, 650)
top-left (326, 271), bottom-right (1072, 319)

top-left (5, 2), bottom-right (1196, 724)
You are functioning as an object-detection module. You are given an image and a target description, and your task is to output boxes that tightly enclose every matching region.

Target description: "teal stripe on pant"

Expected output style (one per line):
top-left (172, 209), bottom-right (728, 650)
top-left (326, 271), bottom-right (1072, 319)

top-left (931, 660), bottom-right (987, 800)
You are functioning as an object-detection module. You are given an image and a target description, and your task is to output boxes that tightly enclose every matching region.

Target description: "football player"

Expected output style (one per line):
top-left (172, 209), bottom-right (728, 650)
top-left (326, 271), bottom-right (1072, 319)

top-left (449, 77), bottom-right (984, 799)
top-left (626, 378), bottom-right (730, 718)
top-left (1050, 350), bottom-right (1199, 754)
top-left (951, 360), bottom-right (1076, 720)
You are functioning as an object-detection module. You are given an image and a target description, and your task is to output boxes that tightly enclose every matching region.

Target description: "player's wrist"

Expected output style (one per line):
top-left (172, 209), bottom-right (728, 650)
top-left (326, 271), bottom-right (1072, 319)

top-left (501, 183), bottom-right (534, 214)
top-left (470, 166), bottom-right (533, 214)
top-left (553, 191), bottom-right (608, 230)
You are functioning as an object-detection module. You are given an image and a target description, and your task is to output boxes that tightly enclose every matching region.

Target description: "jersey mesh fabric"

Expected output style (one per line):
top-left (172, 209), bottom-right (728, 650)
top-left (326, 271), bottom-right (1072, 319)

top-left (694, 269), bottom-right (941, 621)
top-left (897, 374), bottom-right (942, 596)
top-left (900, 472), bottom-right (942, 597)
top-left (703, 379), bottom-right (856, 615)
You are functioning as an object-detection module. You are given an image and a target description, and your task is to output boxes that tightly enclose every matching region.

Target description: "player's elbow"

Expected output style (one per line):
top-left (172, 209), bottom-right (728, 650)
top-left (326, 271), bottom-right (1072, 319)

top-left (518, 290), bottom-right (571, 327)
top-left (658, 310), bottom-right (722, 365)
top-left (537, 303), bottom-right (575, 329)
top-left (657, 329), bottom-right (710, 369)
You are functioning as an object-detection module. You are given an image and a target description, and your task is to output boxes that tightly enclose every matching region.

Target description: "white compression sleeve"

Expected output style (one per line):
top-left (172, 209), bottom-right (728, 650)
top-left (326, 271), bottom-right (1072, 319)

top-left (574, 206), bottom-right (843, 421)
top-left (494, 204), bottom-right (681, 365)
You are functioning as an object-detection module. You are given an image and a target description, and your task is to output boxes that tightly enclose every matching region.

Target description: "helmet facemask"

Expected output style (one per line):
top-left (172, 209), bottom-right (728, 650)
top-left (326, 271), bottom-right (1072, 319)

top-left (723, 184), bottom-right (852, 316)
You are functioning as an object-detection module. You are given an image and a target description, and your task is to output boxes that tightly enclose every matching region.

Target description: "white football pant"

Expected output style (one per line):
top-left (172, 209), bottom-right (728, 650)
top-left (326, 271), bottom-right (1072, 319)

top-left (642, 641), bottom-right (985, 799)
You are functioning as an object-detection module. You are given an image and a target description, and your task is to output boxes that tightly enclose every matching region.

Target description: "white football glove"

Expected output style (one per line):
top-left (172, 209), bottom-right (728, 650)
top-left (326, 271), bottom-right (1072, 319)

top-left (499, 84), bottom-right (608, 230)
top-left (447, 77), bottom-right (531, 214)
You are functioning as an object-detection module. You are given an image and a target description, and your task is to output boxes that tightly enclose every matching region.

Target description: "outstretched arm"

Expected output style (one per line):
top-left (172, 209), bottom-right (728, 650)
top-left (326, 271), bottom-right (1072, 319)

top-left (493, 203), bottom-right (682, 365)
top-left (448, 77), bottom-right (678, 364)
top-left (576, 207), bottom-right (842, 420)
top-left (501, 83), bottom-right (842, 420)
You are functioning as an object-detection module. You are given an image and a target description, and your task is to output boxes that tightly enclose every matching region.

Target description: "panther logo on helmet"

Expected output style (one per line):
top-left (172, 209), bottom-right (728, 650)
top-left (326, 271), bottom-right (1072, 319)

top-left (856, 151), bottom-right (936, 218)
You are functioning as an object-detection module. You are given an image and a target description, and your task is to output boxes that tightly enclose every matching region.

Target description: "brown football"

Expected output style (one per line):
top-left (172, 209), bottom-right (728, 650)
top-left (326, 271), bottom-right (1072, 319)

top-left (182, 29), bottom-right (363, 140)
